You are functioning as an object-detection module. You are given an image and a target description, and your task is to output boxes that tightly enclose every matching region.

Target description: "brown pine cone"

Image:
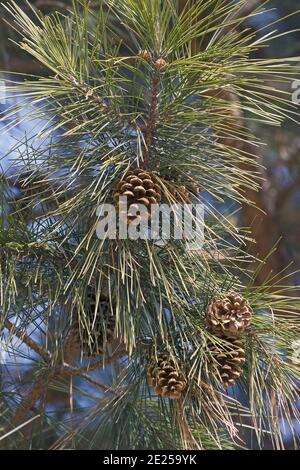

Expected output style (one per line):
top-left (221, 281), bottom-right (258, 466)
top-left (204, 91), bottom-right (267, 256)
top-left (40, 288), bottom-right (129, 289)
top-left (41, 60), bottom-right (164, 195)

top-left (162, 173), bottom-right (200, 204)
top-left (82, 291), bottom-right (116, 356)
top-left (65, 292), bottom-right (116, 359)
top-left (113, 169), bottom-right (161, 224)
top-left (208, 336), bottom-right (246, 389)
top-left (63, 319), bottom-right (82, 365)
top-left (168, 184), bottom-right (193, 204)
top-left (148, 353), bottom-right (187, 399)
top-left (206, 292), bottom-right (252, 337)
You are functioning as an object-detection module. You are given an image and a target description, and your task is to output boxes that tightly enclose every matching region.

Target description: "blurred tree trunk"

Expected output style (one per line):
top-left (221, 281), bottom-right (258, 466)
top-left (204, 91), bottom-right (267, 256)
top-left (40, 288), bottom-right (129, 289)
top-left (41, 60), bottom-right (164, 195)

top-left (178, 0), bottom-right (286, 284)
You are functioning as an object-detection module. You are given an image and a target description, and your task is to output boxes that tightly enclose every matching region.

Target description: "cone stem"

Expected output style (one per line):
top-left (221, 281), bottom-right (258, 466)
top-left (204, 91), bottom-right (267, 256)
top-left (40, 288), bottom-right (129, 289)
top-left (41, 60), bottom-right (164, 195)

top-left (175, 398), bottom-right (199, 450)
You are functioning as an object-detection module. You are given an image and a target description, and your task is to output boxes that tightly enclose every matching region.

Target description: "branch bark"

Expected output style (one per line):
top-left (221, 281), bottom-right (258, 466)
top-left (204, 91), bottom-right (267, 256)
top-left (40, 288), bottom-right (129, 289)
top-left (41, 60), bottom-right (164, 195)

top-left (143, 68), bottom-right (161, 168)
top-left (3, 318), bottom-right (51, 363)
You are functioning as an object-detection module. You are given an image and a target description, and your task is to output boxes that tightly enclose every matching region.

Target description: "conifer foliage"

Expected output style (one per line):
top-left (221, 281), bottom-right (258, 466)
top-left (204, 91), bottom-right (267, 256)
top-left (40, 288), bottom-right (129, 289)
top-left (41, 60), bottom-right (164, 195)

top-left (0, 0), bottom-right (300, 450)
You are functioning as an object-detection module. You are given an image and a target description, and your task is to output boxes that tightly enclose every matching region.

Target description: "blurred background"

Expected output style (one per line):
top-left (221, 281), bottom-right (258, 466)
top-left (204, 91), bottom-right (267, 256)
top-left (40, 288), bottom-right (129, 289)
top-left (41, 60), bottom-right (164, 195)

top-left (0, 0), bottom-right (300, 449)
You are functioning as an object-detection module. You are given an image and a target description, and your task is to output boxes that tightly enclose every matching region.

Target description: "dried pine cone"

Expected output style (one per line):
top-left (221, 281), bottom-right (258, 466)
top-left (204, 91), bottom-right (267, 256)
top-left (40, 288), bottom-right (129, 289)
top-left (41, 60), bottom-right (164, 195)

top-left (148, 353), bottom-right (187, 399)
top-left (82, 291), bottom-right (116, 356)
top-left (209, 336), bottom-right (246, 389)
top-left (163, 173), bottom-right (200, 204)
top-left (168, 184), bottom-right (192, 204)
top-left (206, 292), bottom-right (252, 337)
top-left (113, 169), bottom-right (161, 223)
top-left (65, 292), bottom-right (116, 359)
top-left (63, 319), bottom-right (82, 365)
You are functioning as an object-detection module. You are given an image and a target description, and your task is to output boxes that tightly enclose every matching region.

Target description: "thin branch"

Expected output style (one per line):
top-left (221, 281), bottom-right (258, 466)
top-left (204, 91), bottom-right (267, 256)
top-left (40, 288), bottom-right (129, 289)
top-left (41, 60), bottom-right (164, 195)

top-left (143, 68), bottom-right (161, 168)
top-left (12, 369), bottom-right (54, 426)
top-left (84, 343), bottom-right (128, 372)
top-left (3, 319), bottom-right (51, 363)
top-left (61, 70), bottom-right (145, 133)
top-left (2, 320), bottom-right (121, 427)
top-left (59, 364), bottom-right (112, 393)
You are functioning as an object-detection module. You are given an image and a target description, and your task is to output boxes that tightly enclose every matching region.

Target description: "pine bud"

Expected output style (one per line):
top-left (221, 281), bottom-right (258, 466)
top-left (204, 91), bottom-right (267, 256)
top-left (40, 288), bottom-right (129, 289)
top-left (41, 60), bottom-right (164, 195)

top-left (139, 49), bottom-right (152, 62)
top-left (154, 57), bottom-right (167, 70)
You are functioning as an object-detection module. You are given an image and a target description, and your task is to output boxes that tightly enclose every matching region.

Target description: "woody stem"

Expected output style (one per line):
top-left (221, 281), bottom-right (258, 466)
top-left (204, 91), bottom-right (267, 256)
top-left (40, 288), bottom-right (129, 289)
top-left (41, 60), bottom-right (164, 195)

top-left (143, 68), bottom-right (160, 168)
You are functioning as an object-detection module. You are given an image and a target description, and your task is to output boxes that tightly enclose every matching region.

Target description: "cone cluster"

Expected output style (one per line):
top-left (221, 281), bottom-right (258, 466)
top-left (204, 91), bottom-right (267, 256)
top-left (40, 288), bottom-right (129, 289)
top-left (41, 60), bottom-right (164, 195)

top-left (206, 292), bottom-right (252, 388)
top-left (148, 353), bottom-right (187, 399)
top-left (113, 169), bottom-right (161, 223)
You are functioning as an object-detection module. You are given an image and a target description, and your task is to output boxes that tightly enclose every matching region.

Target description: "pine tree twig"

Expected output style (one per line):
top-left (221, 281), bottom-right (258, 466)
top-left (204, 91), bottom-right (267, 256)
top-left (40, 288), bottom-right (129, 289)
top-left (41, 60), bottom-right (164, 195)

top-left (84, 344), bottom-right (128, 372)
top-left (12, 368), bottom-right (55, 426)
top-left (10, 362), bottom-right (119, 428)
top-left (2, 319), bottom-right (51, 363)
top-left (4, 334), bottom-right (116, 428)
top-left (143, 68), bottom-right (161, 168)
top-left (3, 317), bottom-right (126, 374)
top-left (60, 70), bottom-right (146, 133)
top-left (59, 364), bottom-right (112, 393)
top-left (3, 315), bottom-right (122, 401)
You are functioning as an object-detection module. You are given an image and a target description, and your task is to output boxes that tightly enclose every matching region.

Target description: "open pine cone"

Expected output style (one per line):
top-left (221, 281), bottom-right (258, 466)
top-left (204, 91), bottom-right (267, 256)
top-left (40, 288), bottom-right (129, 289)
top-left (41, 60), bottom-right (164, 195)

top-left (206, 292), bottom-right (252, 337)
top-left (208, 336), bottom-right (246, 389)
top-left (168, 184), bottom-right (192, 204)
top-left (162, 170), bottom-right (200, 204)
top-left (64, 291), bottom-right (116, 360)
top-left (113, 169), bottom-right (161, 223)
top-left (148, 353), bottom-right (187, 399)
top-left (82, 291), bottom-right (116, 356)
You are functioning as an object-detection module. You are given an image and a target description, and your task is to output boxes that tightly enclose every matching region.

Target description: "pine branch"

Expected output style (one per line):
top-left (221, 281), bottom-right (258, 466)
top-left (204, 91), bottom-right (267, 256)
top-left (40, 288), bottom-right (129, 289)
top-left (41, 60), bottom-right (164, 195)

top-left (1, 0), bottom-right (300, 450)
top-left (2, 319), bottom-right (51, 363)
top-left (84, 342), bottom-right (128, 372)
top-left (143, 65), bottom-right (161, 168)
top-left (60, 366), bottom-right (112, 392)
top-left (12, 368), bottom-right (54, 426)
top-left (2, 319), bottom-right (121, 427)
top-left (59, 68), bottom-right (146, 133)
